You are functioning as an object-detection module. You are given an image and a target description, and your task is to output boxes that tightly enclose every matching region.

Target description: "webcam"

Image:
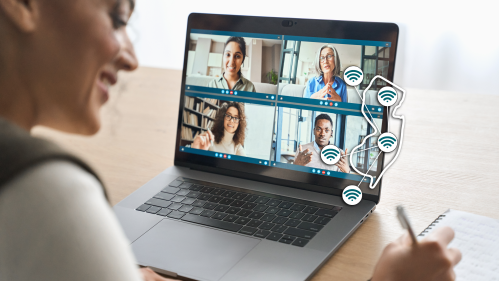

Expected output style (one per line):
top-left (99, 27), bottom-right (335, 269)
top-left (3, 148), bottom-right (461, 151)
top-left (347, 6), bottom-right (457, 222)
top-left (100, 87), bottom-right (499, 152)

top-left (281, 20), bottom-right (294, 27)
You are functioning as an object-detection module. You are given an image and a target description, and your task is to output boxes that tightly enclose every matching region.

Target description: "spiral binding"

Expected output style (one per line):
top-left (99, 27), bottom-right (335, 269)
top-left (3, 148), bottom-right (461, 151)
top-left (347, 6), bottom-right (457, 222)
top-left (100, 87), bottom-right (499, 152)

top-left (418, 214), bottom-right (446, 237)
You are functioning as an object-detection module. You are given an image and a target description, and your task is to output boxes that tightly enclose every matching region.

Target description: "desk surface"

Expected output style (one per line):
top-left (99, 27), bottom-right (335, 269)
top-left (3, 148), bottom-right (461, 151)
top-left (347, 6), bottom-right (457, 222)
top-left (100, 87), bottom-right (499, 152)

top-left (33, 67), bottom-right (499, 281)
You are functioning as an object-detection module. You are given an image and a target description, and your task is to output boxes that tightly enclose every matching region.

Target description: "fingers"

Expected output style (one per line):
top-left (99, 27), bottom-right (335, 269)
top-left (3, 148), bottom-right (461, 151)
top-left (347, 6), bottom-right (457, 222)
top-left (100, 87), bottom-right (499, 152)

top-left (321, 90), bottom-right (328, 99)
top-left (304, 154), bottom-right (312, 164)
top-left (336, 157), bottom-right (345, 165)
top-left (427, 226), bottom-right (455, 247)
top-left (447, 247), bottom-right (462, 266)
top-left (345, 148), bottom-right (348, 155)
top-left (207, 129), bottom-right (214, 141)
top-left (199, 135), bottom-right (207, 147)
top-left (394, 232), bottom-right (412, 246)
top-left (299, 144), bottom-right (303, 153)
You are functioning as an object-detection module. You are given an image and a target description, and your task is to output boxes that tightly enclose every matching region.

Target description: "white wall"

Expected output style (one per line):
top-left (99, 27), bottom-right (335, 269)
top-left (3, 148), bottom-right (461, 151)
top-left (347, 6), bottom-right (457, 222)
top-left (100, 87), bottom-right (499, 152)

top-left (128, 0), bottom-right (499, 96)
top-left (191, 38), bottom-right (211, 75)
top-left (249, 39), bottom-right (263, 83)
top-left (244, 104), bottom-right (275, 160)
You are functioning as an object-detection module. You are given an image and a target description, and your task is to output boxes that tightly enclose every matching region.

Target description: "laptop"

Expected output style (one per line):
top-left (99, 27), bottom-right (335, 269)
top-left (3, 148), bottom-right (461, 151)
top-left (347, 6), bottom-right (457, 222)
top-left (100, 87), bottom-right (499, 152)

top-left (114, 13), bottom-right (399, 281)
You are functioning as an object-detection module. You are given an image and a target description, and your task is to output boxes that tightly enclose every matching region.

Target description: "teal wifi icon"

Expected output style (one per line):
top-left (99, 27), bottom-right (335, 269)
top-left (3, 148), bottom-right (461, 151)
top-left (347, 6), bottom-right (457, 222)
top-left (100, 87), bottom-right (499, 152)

top-left (343, 188), bottom-right (361, 202)
top-left (378, 89), bottom-right (397, 103)
top-left (345, 69), bottom-right (362, 82)
top-left (379, 136), bottom-right (396, 148)
top-left (322, 148), bottom-right (339, 161)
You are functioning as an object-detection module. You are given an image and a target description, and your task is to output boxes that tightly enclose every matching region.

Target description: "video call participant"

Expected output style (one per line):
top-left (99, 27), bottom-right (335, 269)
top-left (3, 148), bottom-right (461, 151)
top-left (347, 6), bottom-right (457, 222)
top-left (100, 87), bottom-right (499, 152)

top-left (304, 44), bottom-right (348, 102)
top-left (208, 37), bottom-right (256, 92)
top-left (191, 102), bottom-right (246, 156)
top-left (0, 1), bottom-right (460, 280)
top-left (293, 114), bottom-right (350, 173)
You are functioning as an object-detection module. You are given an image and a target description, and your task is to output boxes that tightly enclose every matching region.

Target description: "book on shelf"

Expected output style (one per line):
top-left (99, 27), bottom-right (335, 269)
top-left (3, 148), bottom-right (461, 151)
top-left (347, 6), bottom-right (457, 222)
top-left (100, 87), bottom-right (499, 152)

top-left (201, 118), bottom-right (213, 130)
top-left (183, 110), bottom-right (200, 127)
top-left (205, 98), bottom-right (218, 106)
top-left (181, 126), bottom-right (200, 141)
top-left (184, 97), bottom-right (195, 110)
top-left (203, 106), bottom-right (211, 115)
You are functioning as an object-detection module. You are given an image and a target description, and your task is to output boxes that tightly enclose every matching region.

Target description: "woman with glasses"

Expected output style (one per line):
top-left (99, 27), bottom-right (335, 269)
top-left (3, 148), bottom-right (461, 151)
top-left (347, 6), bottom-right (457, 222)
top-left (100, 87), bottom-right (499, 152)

top-left (304, 44), bottom-right (348, 102)
top-left (191, 102), bottom-right (246, 156)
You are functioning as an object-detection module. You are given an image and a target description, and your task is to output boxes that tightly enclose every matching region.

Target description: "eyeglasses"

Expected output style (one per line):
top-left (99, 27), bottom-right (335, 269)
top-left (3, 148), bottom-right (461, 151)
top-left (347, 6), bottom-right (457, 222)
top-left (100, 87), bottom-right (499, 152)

top-left (224, 113), bottom-right (240, 123)
top-left (314, 127), bottom-right (331, 134)
top-left (319, 54), bottom-right (334, 62)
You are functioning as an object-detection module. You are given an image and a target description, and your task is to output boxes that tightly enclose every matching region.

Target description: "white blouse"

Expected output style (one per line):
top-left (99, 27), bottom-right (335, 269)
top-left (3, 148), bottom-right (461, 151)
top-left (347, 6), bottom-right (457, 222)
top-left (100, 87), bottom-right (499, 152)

top-left (209, 129), bottom-right (246, 156)
top-left (0, 161), bottom-right (143, 281)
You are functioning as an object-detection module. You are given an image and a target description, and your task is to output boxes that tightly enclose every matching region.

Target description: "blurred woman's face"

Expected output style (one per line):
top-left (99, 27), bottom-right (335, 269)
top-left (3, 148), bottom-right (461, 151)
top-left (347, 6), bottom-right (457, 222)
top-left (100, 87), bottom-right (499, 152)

top-left (30, 0), bottom-right (138, 134)
top-left (319, 48), bottom-right (335, 75)
top-left (223, 42), bottom-right (243, 76)
top-left (224, 106), bottom-right (239, 134)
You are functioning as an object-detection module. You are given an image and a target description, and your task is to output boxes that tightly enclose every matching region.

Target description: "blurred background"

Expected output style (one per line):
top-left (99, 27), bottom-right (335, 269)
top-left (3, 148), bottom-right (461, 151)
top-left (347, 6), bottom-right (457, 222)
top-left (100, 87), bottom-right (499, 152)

top-left (127, 0), bottom-right (498, 96)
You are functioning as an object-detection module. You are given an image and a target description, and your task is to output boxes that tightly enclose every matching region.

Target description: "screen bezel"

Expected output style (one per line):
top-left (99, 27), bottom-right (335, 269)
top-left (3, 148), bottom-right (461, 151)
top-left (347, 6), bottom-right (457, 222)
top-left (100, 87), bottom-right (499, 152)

top-left (174, 13), bottom-right (399, 204)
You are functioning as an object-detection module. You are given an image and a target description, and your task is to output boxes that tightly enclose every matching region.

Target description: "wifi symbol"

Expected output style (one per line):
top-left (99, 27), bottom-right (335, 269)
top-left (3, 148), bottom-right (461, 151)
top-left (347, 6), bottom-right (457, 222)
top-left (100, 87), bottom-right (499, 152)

top-left (345, 70), bottom-right (362, 81)
top-left (377, 133), bottom-right (398, 153)
top-left (320, 145), bottom-right (341, 165)
top-left (342, 185), bottom-right (363, 205)
top-left (343, 66), bottom-right (363, 86)
top-left (377, 86), bottom-right (398, 106)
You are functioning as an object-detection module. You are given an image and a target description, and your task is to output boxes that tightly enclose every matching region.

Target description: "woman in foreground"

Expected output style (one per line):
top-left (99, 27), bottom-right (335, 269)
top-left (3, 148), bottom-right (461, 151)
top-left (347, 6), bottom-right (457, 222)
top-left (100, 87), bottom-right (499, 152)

top-left (0, 0), bottom-right (459, 280)
top-left (0, 0), bottom-right (171, 280)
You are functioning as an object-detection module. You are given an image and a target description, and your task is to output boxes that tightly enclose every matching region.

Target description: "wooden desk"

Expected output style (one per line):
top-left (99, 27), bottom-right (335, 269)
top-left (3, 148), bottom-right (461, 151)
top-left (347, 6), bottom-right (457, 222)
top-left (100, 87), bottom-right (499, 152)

top-left (33, 67), bottom-right (499, 281)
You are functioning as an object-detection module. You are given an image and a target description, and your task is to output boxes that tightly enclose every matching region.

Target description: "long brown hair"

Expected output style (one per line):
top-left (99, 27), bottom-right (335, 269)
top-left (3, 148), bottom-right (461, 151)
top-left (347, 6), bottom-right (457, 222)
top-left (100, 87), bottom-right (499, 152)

top-left (211, 102), bottom-right (246, 147)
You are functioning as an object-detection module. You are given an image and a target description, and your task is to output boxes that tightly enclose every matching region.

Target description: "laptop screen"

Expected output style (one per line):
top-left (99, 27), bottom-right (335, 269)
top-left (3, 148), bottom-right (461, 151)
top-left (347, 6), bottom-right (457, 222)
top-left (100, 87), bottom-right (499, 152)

top-left (176, 16), bottom-right (397, 201)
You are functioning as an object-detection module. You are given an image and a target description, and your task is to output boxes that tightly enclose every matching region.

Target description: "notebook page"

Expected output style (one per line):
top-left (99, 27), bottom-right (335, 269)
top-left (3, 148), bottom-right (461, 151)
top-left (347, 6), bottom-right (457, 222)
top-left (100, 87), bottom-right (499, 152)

top-left (419, 209), bottom-right (499, 281)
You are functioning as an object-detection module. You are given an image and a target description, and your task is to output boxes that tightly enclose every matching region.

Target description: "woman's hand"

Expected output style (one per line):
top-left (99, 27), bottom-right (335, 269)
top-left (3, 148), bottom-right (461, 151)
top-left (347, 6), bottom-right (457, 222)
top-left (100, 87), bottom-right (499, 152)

top-left (371, 226), bottom-right (462, 281)
top-left (310, 86), bottom-right (329, 99)
top-left (139, 267), bottom-right (178, 281)
top-left (310, 82), bottom-right (342, 102)
top-left (191, 130), bottom-right (214, 150)
top-left (323, 82), bottom-right (342, 102)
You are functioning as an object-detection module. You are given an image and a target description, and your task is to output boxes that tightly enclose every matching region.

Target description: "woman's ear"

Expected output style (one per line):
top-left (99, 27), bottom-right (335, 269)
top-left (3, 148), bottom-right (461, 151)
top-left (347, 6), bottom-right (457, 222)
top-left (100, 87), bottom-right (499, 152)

top-left (0, 0), bottom-right (39, 32)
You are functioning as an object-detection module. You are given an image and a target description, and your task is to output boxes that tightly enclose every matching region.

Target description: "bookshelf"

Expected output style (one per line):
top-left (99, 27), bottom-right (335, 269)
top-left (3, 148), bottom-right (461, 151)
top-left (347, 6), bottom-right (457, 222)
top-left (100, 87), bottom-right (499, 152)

top-left (181, 96), bottom-right (220, 147)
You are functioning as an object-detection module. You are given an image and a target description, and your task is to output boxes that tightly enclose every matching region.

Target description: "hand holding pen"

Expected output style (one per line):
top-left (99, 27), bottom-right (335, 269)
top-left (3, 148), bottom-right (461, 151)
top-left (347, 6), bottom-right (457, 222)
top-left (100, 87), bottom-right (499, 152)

top-left (370, 206), bottom-right (462, 281)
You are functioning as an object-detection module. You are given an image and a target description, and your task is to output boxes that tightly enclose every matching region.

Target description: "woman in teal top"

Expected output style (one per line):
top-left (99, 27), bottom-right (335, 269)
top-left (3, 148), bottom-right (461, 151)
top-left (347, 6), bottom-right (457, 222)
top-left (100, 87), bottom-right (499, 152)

top-left (208, 37), bottom-right (256, 92)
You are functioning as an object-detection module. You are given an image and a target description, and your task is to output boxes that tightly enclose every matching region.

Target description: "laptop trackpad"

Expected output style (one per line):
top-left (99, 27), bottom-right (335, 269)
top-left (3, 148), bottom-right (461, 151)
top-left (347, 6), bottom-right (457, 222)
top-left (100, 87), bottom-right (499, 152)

top-left (131, 218), bottom-right (260, 281)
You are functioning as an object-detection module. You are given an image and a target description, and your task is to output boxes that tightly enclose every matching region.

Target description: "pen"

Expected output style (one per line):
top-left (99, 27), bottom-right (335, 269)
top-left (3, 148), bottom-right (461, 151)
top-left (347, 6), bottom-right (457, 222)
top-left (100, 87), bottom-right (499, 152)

top-left (396, 205), bottom-right (418, 245)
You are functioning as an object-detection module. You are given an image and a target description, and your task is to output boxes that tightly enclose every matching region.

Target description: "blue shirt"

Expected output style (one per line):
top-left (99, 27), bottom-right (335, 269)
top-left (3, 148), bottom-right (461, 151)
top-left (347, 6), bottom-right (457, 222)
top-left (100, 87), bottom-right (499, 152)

top-left (304, 76), bottom-right (348, 102)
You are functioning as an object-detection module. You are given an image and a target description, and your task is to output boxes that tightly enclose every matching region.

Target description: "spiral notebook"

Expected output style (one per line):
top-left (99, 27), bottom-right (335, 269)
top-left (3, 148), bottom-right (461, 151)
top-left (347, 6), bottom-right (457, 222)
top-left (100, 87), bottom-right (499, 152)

top-left (418, 209), bottom-right (499, 280)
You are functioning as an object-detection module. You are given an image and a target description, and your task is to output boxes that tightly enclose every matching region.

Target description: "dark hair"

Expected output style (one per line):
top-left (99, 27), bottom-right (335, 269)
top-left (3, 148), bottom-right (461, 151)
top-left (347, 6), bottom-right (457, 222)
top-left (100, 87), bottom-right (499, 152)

top-left (315, 113), bottom-right (333, 128)
top-left (224, 37), bottom-right (246, 76)
top-left (210, 102), bottom-right (246, 146)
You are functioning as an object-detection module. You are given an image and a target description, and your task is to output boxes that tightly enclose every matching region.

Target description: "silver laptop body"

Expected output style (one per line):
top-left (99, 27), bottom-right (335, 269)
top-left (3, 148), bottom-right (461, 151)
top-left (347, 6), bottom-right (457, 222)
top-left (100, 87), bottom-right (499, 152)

top-left (115, 13), bottom-right (399, 281)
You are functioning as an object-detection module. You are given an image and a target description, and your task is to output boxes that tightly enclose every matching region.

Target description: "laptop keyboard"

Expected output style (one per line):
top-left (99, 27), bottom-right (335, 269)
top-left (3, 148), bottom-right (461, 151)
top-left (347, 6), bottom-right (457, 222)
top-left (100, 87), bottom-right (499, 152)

top-left (136, 177), bottom-right (341, 247)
